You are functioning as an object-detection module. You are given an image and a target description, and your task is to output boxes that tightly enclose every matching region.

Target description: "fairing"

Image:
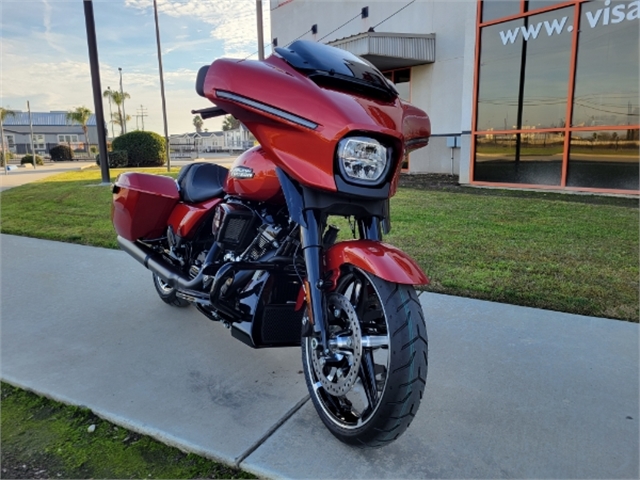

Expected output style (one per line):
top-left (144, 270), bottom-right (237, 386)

top-left (199, 40), bottom-right (430, 196)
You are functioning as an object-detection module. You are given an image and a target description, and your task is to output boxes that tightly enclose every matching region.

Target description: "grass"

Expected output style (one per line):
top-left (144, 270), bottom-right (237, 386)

top-left (0, 166), bottom-right (638, 322)
top-left (0, 383), bottom-right (254, 479)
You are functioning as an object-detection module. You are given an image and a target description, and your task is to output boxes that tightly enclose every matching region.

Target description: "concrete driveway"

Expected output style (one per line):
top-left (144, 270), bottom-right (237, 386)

top-left (0, 161), bottom-right (96, 191)
top-left (1, 234), bottom-right (637, 479)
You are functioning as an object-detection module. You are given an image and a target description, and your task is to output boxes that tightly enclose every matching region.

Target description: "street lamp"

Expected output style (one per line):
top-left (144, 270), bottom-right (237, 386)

top-left (106, 86), bottom-right (115, 138)
top-left (118, 67), bottom-right (127, 134)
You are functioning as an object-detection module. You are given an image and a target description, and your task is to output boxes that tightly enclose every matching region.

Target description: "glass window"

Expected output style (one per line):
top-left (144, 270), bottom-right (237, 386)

top-left (482, 0), bottom-right (521, 23)
top-left (5, 134), bottom-right (15, 147)
top-left (474, 132), bottom-right (563, 185)
top-left (572, 0), bottom-right (640, 127)
top-left (521, 7), bottom-right (573, 129)
top-left (527, 0), bottom-right (566, 12)
top-left (567, 129), bottom-right (639, 190)
top-left (383, 68), bottom-right (411, 101)
top-left (477, 19), bottom-right (523, 131)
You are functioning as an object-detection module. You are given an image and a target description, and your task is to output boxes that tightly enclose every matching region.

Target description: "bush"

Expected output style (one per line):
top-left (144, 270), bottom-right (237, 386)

top-left (112, 131), bottom-right (166, 167)
top-left (21, 154), bottom-right (44, 166)
top-left (50, 144), bottom-right (74, 161)
top-left (0, 151), bottom-right (14, 167)
top-left (96, 150), bottom-right (128, 168)
top-left (90, 145), bottom-right (98, 156)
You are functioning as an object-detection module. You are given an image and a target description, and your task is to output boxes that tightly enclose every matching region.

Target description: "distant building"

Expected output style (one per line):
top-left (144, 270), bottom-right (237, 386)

top-left (223, 124), bottom-right (253, 151)
top-left (1, 111), bottom-right (101, 155)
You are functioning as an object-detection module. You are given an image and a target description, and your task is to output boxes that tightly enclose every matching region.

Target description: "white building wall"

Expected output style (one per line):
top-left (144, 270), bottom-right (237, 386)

top-left (270, 0), bottom-right (477, 180)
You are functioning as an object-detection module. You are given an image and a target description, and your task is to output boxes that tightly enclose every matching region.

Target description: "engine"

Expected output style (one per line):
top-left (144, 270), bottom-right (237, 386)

top-left (211, 201), bottom-right (284, 262)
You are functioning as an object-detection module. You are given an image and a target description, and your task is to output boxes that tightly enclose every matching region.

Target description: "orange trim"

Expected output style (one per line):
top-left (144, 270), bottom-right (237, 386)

top-left (469, 180), bottom-right (639, 195)
top-left (470, 0), bottom-right (483, 183)
top-left (479, 0), bottom-right (588, 27)
top-left (520, 0), bottom-right (526, 15)
top-left (561, 2), bottom-right (581, 186)
top-left (475, 125), bottom-right (640, 135)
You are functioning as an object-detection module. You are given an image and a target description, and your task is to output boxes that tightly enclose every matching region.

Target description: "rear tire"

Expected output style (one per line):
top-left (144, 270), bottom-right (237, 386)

top-left (302, 267), bottom-right (428, 448)
top-left (152, 273), bottom-right (190, 307)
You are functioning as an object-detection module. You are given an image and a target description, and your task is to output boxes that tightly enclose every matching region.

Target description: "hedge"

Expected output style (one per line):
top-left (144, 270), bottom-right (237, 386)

top-left (50, 144), bottom-right (74, 161)
top-left (96, 150), bottom-right (128, 168)
top-left (112, 131), bottom-right (166, 167)
top-left (21, 154), bottom-right (44, 166)
top-left (0, 151), bottom-right (14, 167)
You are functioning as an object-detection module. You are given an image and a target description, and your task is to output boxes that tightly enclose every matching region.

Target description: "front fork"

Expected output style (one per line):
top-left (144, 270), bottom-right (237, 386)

top-left (300, 209), bottom-right (381, 352)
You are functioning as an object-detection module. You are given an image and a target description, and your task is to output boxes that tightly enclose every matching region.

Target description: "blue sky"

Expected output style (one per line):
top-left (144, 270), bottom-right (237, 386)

top-left (1, 0), bottom-right (272, 135)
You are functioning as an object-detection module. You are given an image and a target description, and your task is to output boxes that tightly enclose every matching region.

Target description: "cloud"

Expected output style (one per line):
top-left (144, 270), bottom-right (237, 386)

top-left (124, 0), bottom-right (271, 58)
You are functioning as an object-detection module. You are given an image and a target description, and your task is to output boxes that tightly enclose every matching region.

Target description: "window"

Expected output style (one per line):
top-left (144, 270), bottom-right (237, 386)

top-left (383, 68), bottom-right (411, 101)
top-left (5, 134), bottom-right (15, 148)
top-left (473, 0), bottom-right (639, 192)
top-left (58, 134), bottom-right (79, 143)
top-left (31, 134), bottom-right (45, 150)
top-left (572, 0), bottom-right (639, 127)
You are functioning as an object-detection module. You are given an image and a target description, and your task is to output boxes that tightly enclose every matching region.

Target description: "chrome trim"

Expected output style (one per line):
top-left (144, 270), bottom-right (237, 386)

top-left (215, 90), bottom-right (318, 130)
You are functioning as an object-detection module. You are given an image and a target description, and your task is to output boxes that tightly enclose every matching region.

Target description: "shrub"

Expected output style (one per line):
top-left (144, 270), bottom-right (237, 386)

top-left (21, 154), bottom-right (44, 166)
top-left (96, 150), bottom-right (128, 168)
top-left (0, 151), bottom-right (13, 167)
top-left (90, 145), bottom-right (98, 156)
top-left (112, 131), bottom-right (166, 167)
top-left (50, 144), bottom-right (74, 161)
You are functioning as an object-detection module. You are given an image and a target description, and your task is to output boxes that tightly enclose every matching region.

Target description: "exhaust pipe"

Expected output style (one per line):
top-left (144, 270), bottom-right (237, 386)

top-left (117, 236), bottom-right (213, 291)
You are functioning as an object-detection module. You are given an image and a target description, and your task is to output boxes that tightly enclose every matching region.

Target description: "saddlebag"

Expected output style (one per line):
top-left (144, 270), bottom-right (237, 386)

top-left (112, 172), bottom-right (180, 241)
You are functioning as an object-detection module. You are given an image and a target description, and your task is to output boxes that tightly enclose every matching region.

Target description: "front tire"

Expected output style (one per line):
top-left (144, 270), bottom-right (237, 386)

top-left (302, 267), bottom-right (428, 448)
top-left (152, 273), bottom-right (190, 307)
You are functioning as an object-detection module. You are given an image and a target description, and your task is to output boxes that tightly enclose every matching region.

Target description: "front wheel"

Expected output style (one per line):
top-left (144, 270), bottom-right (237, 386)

top-left (301, 267), bottom-right (428, 448)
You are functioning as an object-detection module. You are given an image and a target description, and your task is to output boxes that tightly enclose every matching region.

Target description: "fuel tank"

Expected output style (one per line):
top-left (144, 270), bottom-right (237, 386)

top-left (224, 146), bottom-right (284, 203)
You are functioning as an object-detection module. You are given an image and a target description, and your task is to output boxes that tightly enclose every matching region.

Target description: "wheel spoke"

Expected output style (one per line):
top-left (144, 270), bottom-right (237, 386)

top-left (359, 348), bottom-right (378, 408)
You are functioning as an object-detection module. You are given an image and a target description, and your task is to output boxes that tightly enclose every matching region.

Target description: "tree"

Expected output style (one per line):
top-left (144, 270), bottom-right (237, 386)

top-left (111, 112), bottom-right (132, 133)
top-left (193, 115), bottom-right (203, 133)
top-left (0, 107), bottom-right (16, 171)
top-left (66, 106), bottom-right (92, 153)
top-left (222, 115), bottom-right (240, 131)
top-left (103, 89), bottom-right (130, 136)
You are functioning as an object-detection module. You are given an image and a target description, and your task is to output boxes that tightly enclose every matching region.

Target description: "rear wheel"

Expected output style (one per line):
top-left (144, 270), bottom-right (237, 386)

top-left (152, 273), bottom-right (190, 307)
top-left (301, 267), bottom-right (428, 448)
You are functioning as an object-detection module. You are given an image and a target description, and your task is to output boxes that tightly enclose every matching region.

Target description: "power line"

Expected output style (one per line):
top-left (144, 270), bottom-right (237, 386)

top-left (317, 11), bottom-right (361, 42)
top-left (372, 0), bottom-right (417, 30)
top-left (135, 105), bottom-right (148, 131)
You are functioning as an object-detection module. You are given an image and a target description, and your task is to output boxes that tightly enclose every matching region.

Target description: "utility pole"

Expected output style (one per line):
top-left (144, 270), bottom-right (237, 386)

top-left (0, 114), bottom-right (7, 175)
top-left (256, 0), bottom-right (264, 60)
top-left (136, 104), bottom-right (148, 131)
top-left (153, 0), bottom-right (171, 172)
top-left (83, 0), bottom-right (110, 184)
top-left (27, 101), bottom-right (36, 168)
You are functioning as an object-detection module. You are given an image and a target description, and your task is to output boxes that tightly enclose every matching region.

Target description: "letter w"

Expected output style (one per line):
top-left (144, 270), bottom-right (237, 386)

top-left (544, 16), bottom-right (568, 35)
top-left (520, 22), bottom-right (542, 41)
top-left (499, 28), bottom-right (519, 45)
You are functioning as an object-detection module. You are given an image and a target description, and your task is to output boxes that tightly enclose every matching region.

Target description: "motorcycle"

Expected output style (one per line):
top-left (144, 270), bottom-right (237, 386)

top-left (112, 40), bottom-right (431, 447)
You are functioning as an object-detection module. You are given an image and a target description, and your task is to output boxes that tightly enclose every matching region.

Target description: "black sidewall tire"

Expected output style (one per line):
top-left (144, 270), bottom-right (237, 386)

top-left (302, 270), bottom-right (428, 448)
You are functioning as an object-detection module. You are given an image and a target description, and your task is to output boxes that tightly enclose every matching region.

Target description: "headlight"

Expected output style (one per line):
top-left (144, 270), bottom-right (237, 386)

top-left (337, 136), bottom-right (389, 184)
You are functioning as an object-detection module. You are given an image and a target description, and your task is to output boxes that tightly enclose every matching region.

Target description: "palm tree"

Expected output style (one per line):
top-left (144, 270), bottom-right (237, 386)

top-left (222, 115), bottom-right (240, 131)
top-left (0, 107), bottom-right (17, 172)
top-left (193, 115), bottom-right (203, 133)
top-left (111, 112), bottom-right (132, 133)
top-left (103, 89), bottom-right (130, 135)
top-left (66, 106), bottom-right (92, 154)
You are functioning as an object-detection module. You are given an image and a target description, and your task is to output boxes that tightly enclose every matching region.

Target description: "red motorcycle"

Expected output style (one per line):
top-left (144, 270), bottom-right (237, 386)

top-left (112, 40), bottom-right (431, 447)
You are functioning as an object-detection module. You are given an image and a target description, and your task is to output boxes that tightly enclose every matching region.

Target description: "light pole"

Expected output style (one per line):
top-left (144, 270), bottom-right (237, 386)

top-left (118, 67), bottom-right (127, 134)
top-left (106, 86), bottom-right (115, 138)
top-left (153, 0), bottom-right (171, 172)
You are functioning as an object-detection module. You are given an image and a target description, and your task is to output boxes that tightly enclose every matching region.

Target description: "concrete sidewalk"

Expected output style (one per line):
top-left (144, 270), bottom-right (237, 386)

top-left (0, 161), bottom-right (96, 191)
top-left (1, 234), bottom-right (638, 479)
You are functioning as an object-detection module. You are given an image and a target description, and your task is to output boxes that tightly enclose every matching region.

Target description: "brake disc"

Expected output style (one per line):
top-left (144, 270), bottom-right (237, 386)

top-left (311, 293), bottom-right (363, 396)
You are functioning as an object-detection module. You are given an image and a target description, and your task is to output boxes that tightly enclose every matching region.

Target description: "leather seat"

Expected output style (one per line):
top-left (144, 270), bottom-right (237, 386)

top-left (177, 162), bottom-right (228, 203)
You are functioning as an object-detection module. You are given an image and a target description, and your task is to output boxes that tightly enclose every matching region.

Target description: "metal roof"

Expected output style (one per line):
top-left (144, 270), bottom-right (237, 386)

top-left (328, 32), bottom-right (436, 71)
top-left (2, 112), bottom-right (98, 126)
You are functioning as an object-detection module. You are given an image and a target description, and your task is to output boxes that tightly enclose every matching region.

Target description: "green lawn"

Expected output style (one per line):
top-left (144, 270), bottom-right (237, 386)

top-left (1, 166), bottom-right (637, 321)
top-left (1, 383), bottom-right (253, 479)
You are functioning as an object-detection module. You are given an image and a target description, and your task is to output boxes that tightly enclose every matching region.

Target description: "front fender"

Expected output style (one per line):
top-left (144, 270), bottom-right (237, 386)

top-left (324, 240), bottom-right (429, 286)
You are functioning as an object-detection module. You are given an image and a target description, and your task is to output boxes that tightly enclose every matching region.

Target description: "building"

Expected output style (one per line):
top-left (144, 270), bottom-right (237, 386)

top-left (199, 131), bottom-right (225, 152)
top-left (169, 130), bottom-right (230, 156)
top-left (1, 111), bottom-right (101, 156)
top-left (270, 0), bottom-right (639, 194)
top-left (223, 124), bottom-right (254, 151)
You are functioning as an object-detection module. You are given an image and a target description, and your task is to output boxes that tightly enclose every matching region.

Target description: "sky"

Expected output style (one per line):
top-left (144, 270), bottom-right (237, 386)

top-left (0, 0), bottom-right (273, 135)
